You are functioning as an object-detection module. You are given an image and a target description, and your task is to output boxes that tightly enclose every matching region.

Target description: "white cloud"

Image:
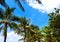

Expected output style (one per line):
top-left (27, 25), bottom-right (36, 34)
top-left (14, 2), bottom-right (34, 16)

top-left (0, 31), bottom-right (23, 42)
top-left (27, 0), bottom-right (60, 13)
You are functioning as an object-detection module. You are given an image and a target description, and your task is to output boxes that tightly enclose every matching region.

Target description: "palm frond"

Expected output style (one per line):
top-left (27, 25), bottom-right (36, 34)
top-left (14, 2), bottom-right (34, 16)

top-left (10, 15), bottom-right (21, 22)
top-left (0, 13), bottom-right (4, 19)
top-left (15, 0), bottom-right (25, 12)
top-left (36, 0), bottom-right (42, 4)
top-left (10, 8), bottom-right (16, 13)
top-left (9, 22), bottom-right (19, 30)
top-left (26, 19), bottom-right (30, 25)
top-left (0, 8), bottom-right (4, 19)
top-left (5, 7), bottom-right (15, 15)
top-left (0, 20), bottom-right (4, 24)
top-left (19, 17), bottom-right (27, 25)
top-left (0, 20), bottom-right (8, 23)
top-left (15, 28), bottom-right (24, 34)
top-left (25, 26), bottom-right (36, 33)
top-left (4, 7), bottom-right (15, 19)
top-left (0, 27), bottom-right (2, 32)
top-left (18, 38), bottom-right (24, 41)
top-left (30, 24), bottom-right (39, 30)
top-left (0, 0), bottom-right (9, 8)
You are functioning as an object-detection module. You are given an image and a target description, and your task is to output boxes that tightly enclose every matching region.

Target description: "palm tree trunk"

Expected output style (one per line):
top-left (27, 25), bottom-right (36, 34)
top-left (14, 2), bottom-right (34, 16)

top-left (24, 26), bottom-right (29, 42)
top-left (23, 26), bottom-right (26, 42)
top-left (4, 23), bottom-right (8, 42)
top-left (25, 29), bottom-right (30, 42)
top-left (24, 26), bottom-right (26, 42)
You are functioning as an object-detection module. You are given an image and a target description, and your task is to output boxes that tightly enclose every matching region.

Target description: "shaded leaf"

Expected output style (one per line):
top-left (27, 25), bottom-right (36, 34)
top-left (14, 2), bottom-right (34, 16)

top-left (15, 0), bottom-right (25, 12)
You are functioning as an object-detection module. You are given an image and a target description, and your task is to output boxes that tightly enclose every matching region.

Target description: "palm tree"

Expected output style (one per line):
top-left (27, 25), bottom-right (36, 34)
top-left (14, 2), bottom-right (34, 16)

top-left (17, 16), bottom-right (30, 42)
top-left (0, 7), bottom-right (20, 42)
top-left (16, 17), bottom-right (40, 42)
top-left (29, 24), bottom-right (41, 42)
top-left (16, 17), bottom-right (41, 42)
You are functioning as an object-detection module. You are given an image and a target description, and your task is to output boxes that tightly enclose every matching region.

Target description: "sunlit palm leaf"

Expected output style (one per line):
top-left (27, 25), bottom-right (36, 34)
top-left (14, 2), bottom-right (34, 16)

top-left (0, 20), bottom-right (8, 23)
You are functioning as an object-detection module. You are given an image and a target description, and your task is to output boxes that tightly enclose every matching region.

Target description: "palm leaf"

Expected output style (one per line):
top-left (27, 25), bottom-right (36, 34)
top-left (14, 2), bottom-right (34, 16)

top-left (15, 0), bottom-right (25, 12)
top-left (0, 27), bottom-right (2, 32)
top-left (10, 15), bottom-right (21, 22)
top-left (4, 7), bottom-right (15, 19)
top-left (19, 17), bottom-right (27, 25)
top-left (18, 38), bottom-right (24, 41)
top-left (0, 8), bottom-right (4, 19)
top-left (0, 13), bottom-right (4, 19)
top-left (0, 0), bottom-right (9, 8)
top-left (5, 7), bottom-right (15, 16)
top-left (9, 22), bottom-right (19, 30)
top-left (0, 20), bottom-right (8, 23)
top-left (36, 0), bottom-right (42, 4)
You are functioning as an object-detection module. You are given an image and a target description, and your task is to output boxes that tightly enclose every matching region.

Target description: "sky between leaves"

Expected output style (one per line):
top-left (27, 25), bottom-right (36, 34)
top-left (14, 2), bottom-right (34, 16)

top-left (0, 0), bottom-right (60, 42)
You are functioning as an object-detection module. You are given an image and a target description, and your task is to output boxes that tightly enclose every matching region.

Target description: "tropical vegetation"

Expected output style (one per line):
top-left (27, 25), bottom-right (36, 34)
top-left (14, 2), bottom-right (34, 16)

top-left (0, 0), bottom-right (60, 42)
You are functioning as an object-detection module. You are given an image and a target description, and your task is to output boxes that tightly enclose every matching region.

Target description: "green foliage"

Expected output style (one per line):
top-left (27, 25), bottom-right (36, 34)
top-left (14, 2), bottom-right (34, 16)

top-left (47, 8), bottom-right (60, 42)
top-left (1, 0), bottom-right (60, 42)
top-left (49, 8), bottom-right (60, 29)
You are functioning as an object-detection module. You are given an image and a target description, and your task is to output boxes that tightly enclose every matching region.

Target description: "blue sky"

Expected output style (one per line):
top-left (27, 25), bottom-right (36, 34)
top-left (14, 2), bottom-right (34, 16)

top-left (5, 0), bottom-right (49, 28)
top-left (0, 0), bottom-right (60, 42)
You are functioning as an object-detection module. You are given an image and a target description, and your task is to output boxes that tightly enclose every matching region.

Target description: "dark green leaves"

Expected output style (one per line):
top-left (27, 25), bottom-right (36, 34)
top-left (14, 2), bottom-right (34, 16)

top-left (5, 7), bottom-right (15, 15)
top-left (9, 22), bottom-right (18, 30)
top-left (0, 8), bottom-right (4, 19)
top-left (10, 15), bottom-right (20, 22)
top-left (0, 0), bottom-right (9, 8)
top-left (36, 0), bottom-right (42, 4)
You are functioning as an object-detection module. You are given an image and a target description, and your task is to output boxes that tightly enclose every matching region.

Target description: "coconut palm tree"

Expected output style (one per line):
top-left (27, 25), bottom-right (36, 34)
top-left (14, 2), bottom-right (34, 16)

top-left (0, 7), bottom-right (20, 42)
top-left (16, 17), bottom-right (38, 42)
top-left (16, 16), bottom-right (30, 42)
top-left (29, 24), bottom-right (41, 42)
top-left (16, 17), bottom-right (41, 42)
